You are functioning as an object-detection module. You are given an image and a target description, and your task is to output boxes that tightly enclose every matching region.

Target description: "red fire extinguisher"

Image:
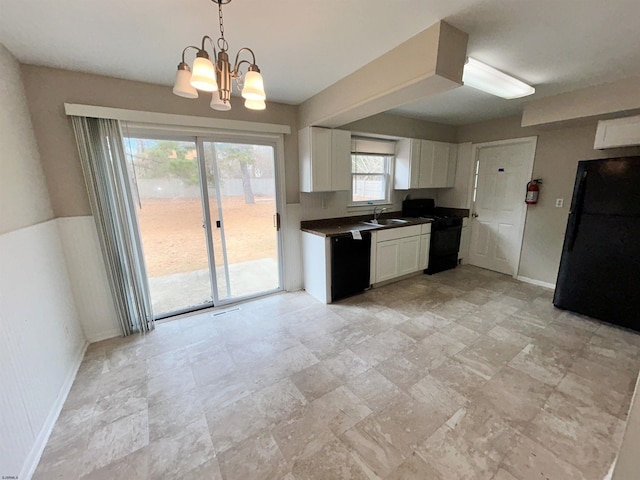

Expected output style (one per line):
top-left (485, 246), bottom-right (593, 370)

top-left (525, 179), bottom-right (542, 205)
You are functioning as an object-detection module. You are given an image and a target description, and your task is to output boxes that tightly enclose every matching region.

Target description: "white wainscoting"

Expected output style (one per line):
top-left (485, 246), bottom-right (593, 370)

top-left (283, 204), bottom-right (304, 291)
top-left (58, 211), bottom-right (304, 336)
top-left (0, 219), bottom-right (87, 479)
top-left (56, 216), bottom-right (120, 342)
top-left (612, 374), bottom-right (640, 479)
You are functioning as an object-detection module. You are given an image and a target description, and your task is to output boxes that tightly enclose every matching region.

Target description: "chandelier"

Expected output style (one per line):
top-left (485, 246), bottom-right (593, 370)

top-left (172, 0), bottom-right (266, 111)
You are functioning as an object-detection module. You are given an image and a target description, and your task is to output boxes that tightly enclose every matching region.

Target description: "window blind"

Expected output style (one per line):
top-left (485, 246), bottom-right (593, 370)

top-left (351, 137), bottom-right (396, 155)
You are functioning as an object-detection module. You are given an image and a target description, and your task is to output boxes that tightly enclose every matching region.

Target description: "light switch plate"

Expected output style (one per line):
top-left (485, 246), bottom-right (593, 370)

top-left (555, 198), bottom-right (564, 208)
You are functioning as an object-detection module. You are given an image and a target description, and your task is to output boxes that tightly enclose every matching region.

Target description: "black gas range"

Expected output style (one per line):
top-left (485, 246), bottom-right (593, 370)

top-left (419, 214), bottom-right (464, 229)
top-left (402, 199), bottom-right (462, 274)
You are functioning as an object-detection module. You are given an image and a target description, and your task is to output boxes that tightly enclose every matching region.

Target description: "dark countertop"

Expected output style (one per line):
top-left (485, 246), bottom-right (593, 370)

top-left (301, 212), bottom-right (433, 237)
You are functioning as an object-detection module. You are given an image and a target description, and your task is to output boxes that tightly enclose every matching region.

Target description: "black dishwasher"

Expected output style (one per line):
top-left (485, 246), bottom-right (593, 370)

top-left (331, 232), bottom-right (372, 301)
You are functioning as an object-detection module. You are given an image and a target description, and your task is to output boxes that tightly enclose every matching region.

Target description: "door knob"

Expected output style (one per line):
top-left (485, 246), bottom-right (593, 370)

top-left (472, 213), bottom-right (479, 218)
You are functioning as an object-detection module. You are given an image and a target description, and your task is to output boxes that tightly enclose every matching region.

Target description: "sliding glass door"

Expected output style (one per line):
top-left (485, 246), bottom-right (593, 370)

top-left (201, 140), bottom-right (280, 301)
top-left (123, 132), bottom-right (282, 318)
top-left (123, 137), bottom-right (213, 315)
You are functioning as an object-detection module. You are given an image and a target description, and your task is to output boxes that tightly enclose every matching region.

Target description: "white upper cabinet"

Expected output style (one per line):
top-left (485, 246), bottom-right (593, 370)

top-left (331, 129), bottom-right (351, 191)
top-left (395, 138), bottom-right (457, 189)
top-left (394, 138), bottom-right (421, 189)
top-left (299, 127), bottom-right (351, 192)
top-left (446, 143), bottom-right (458, 188)
top-left (594, 114), bottom-right (640, 149)
top-left (419, 140), bottom-right (457, 188)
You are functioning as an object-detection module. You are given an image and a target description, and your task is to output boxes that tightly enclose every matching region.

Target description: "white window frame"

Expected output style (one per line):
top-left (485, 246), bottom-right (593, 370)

top-left (349, 153), bottom-right (393, 206)
top-left (349, 136), bottom-right (396, 207)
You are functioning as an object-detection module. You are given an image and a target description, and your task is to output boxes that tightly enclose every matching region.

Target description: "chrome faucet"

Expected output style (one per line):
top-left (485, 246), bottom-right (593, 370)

top-left (373, 206), bottom-right (387, 222)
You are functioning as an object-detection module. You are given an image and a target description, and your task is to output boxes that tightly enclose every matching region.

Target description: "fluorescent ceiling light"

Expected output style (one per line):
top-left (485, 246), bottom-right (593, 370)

top-left (462, 57), bottom-right (535, 99)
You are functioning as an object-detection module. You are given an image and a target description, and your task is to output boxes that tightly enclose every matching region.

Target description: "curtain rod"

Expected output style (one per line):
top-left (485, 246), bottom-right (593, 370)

top-left (63, 103), bottom-right (291, 135)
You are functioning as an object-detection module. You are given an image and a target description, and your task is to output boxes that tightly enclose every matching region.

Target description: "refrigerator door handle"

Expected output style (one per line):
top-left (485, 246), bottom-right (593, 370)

top-left (567, 171), bottom-right (588, 251)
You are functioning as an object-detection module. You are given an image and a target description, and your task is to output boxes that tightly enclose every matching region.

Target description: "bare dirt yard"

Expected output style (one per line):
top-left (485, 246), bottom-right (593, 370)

top-left (137, 196), bottom-right (278, 277)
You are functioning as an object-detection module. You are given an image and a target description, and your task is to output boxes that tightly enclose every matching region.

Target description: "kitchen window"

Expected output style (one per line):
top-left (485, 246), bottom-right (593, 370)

top-left (350, 137), bottom-right (395, 205)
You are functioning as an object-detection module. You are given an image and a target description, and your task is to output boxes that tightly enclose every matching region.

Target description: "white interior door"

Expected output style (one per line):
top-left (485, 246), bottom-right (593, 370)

top-left (468, 138), bottom-right (537, 276)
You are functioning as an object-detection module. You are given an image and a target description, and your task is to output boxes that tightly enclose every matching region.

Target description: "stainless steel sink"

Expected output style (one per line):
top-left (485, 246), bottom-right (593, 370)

top-left (361, 218), bottom-right (409, 227)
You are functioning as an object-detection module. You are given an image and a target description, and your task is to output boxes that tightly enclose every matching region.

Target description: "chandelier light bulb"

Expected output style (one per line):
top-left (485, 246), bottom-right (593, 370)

top-left (173, 65), bottom-right (198, 98)
top-left (241, 69), bottom-right (266, 101)
top-left (244, 98), bottom-right (266, 110)
top-left (211, 91), bottom-right (232, 111)
top-left (190, 56), bottom-right (218, 92)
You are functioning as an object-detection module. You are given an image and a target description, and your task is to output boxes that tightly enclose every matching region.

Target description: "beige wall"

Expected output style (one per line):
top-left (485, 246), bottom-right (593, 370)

top-left (457, 116), bottom-right (640, 284)
top-left (0, 46), bottom-right (53, 233)
top-left (522, 75), bottom-right (640, 127)
top-left (341, 112), bottom-right (457, 142)
top-left (19, 65), bottom-right (300, 217)
top-left (13, 62), bottom-right (640, 288)
top-left (298, 21), bottom-right (467, 129)
top-left (0, 44), bottom-right (86, 478)
top-left (296, 113), bottom-right (455, 221)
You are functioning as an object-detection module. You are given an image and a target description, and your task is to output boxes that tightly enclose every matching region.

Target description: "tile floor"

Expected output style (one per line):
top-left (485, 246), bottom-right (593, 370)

top-left (34, 265), bottom-right (640, 479)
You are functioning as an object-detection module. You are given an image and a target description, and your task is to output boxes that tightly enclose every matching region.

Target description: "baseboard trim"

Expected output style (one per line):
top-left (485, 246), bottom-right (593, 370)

top-left (86, 329), bottom-right (121, 344)
top-left (20, 340), bottom-right (89, 480)
top-left (517, 275), bottom-right (556, 290)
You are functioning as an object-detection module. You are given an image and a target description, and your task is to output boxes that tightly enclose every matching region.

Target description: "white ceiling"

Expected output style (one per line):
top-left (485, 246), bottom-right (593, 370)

top-left (1, 0), bottom-right (639, 126)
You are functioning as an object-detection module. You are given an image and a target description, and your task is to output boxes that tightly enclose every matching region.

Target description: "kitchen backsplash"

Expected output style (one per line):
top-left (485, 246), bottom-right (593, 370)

top-left (300, 188), bottom-right (442, 221)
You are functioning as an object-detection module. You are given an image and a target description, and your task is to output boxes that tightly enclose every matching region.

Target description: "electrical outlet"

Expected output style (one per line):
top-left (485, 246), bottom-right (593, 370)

top-left (555, 198), bottom-right (564, 208)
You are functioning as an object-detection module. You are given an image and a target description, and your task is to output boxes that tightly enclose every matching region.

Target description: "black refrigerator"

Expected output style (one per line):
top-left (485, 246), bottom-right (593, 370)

top-left (553, 157), bottom-right (640, 331)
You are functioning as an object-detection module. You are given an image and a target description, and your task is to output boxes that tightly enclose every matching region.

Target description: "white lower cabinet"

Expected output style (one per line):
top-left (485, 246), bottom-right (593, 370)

top-left (419, 222), bottom-right (432, 270)
top-left (419, 234), bottom-right (431, 269)
top-left (372, 224), bottom-right (429, 284)
top-left (302, 231), bottom-right (331, 303)
top-left (375, 240), bottom-right (401, 282)
top-left (398, 236), bottom-right (421, 276)
top-left (303, 224), bottom-right (434, 302)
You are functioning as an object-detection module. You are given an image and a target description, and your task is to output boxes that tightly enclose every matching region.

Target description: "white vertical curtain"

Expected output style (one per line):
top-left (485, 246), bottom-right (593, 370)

top-left (71, 116), bottom-right (154, 335)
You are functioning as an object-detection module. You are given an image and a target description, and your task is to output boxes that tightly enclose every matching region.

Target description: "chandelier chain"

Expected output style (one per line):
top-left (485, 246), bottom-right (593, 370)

top-left (217, 1), bottom-right (228, 52)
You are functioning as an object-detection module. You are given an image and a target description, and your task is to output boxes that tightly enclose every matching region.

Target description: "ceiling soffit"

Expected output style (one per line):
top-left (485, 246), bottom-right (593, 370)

top-left (298, 21), bottom-right (468, 129)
